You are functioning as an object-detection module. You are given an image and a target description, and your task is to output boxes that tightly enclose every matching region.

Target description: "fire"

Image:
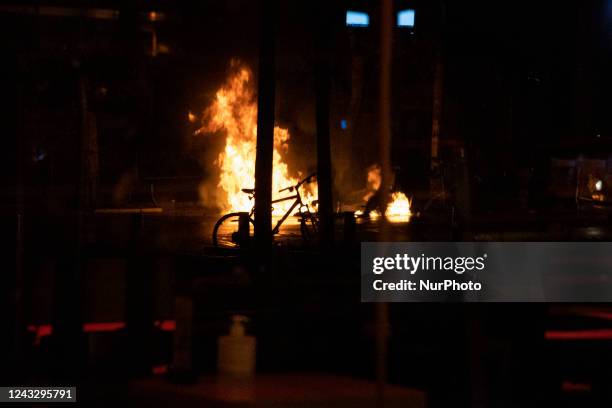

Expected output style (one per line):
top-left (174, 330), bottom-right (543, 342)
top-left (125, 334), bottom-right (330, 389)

top-left (196, 61), bottom-right (315, 215)
top-left (356, 164), bottom-right (412, 222)
top-left (385, 191), bottom-right (412, 222)
top-left (364, 164), bottom-right (381, 201)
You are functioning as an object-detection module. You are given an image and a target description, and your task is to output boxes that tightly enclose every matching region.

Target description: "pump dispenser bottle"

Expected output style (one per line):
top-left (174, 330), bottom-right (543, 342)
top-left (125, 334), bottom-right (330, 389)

top-left (217, 315), bottom-right (256, 378)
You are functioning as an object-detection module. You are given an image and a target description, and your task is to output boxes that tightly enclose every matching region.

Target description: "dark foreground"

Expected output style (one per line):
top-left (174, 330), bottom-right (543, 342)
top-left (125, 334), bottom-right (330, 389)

top-left (4, 207), bottom-right (612, 407)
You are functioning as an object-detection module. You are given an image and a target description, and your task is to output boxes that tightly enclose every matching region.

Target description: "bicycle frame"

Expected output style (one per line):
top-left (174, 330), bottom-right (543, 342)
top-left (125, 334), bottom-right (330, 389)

top-left (246, 189), bottom-right (314, 235)
top-left (243, 172), bottom-right (317, 236)
top-left (213, 173), bottom-right (317, 247)
top-left (271, 194), bottom-right (301, 235)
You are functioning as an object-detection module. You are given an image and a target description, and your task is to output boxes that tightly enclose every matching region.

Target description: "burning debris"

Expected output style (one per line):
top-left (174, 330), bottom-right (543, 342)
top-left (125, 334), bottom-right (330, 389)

top-left (193, 61), bottom-right (316, 215)
top-left (385, 192), bottom-right (412, 222)
top-left (357, 163), bottom-right (412, 222)
top-left (364, 164), bottom-right (382, 202)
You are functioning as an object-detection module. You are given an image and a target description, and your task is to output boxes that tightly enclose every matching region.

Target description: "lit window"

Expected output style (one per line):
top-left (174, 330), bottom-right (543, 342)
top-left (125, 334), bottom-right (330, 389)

top-left (346, 11), bottom-right (369, 27)
top-left (397, 9), bottom-right (415, 28)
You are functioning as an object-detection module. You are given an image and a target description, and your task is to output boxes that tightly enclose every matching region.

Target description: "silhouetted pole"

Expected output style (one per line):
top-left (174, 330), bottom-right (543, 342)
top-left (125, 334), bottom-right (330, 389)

top-left (315, 5), bottom-right (334, 246)
top-left (12, 58), bottom-right (25, 376)
top-left (52, 65), bottom-right (87, 381)
top-left (379, 1), bottom-right (392, 210)
top-left (126, 211), bottom-right (153, 376)
top-left (254, 0), bottom-right (277, 250)
top-left (376, 1), bottom-right (393, 406)
top-left (430, 4), bottom-right (446, 201)
top-left (430, 55), bottom-right (443, 184)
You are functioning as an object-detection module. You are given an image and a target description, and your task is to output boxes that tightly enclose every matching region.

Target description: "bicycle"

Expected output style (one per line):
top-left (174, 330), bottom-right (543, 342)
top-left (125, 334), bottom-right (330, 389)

top-left (212, 173), bottom-right (318, 247)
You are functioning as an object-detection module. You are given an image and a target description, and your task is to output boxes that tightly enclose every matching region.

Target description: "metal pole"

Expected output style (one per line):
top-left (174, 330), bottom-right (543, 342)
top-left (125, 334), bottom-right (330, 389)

top-left (377, 1), bottom-right (393, 406)
top-left (126, 211), bottom-right (153, 376)
top-left (430, 4), bottom-right (446, 200)
top-left (254, 0), bottom-right (277, 250)
top-left (315, 3), bottom-right (334, 247)
top-left (379, 0), bottom-right (393, 205)
top-left (430, 55), bottom-right (443, 177)
top-left (13, 67), bottom-right (25, 371)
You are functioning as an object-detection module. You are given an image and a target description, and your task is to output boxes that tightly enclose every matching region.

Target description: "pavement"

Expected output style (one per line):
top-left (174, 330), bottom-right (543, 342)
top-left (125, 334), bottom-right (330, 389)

top-left (85, 204), bottom-right (612, 255)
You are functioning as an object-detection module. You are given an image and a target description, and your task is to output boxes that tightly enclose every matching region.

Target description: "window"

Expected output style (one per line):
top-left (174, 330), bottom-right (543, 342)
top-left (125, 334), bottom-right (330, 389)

top-left (346, 10), bottom-right (370, 27)
top-left (397, 9), bottom-right (415, 28)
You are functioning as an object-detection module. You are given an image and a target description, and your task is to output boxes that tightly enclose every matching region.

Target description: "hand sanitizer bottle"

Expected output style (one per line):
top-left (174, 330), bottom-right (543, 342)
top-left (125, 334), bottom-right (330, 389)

top-left (217, 315), bottom-right (256, 378)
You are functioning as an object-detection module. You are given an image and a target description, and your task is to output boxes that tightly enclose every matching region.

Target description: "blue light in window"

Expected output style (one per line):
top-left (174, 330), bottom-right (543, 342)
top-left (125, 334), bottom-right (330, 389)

top-left (397, 9), bottom-right (415, 27)
top-left (346, 10), bottom-right (369, 27)
top-left (340, 119), bottom-right (348, 130)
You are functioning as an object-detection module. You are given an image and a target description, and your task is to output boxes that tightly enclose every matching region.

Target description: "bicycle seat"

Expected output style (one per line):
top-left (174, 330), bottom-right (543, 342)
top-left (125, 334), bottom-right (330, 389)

top-left (241, 188), bottom-right (255, 194)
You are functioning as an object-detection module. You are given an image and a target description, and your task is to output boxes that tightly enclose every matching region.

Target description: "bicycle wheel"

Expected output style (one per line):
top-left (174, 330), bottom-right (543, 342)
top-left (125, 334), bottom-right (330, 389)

top-left (212, 212), bottom-right (255, 248)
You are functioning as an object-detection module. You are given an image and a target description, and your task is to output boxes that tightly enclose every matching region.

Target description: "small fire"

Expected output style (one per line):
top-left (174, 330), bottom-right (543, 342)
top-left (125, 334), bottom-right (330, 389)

top-left (357, 164), bottom-right (412, 222)
top-left (364, 164), bottom-right (381, 201)
top-left (385, 191), bottom-right (412, 222)
top-left (195, 61), bottom-right (315, 215)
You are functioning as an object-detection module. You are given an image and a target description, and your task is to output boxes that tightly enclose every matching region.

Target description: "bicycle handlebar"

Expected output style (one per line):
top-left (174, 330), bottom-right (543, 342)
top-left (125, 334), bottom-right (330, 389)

top-left (297, 172), bottom-right (317, 187)
top-left (278, 172), bottom-right (317, 193)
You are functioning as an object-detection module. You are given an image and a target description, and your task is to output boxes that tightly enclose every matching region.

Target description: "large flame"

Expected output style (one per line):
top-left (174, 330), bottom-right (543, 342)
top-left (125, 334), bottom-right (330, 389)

top-left (196, 62), bottom-right (315, 215)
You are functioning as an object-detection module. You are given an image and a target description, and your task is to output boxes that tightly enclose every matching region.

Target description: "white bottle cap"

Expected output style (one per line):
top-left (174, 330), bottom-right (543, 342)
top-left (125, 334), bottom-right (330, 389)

top-left (229, 315), bottom-right (248, 337)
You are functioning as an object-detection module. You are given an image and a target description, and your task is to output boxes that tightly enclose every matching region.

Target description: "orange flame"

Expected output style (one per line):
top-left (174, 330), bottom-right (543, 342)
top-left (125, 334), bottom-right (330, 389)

top-left (196, 62), bottom-right (315, 215)
top-left (364, 164), bottom-right (382, 201)
top-left (385, 191), bottom-right (412, 222)
top-left (357, 164), bottom-right (412, 222)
